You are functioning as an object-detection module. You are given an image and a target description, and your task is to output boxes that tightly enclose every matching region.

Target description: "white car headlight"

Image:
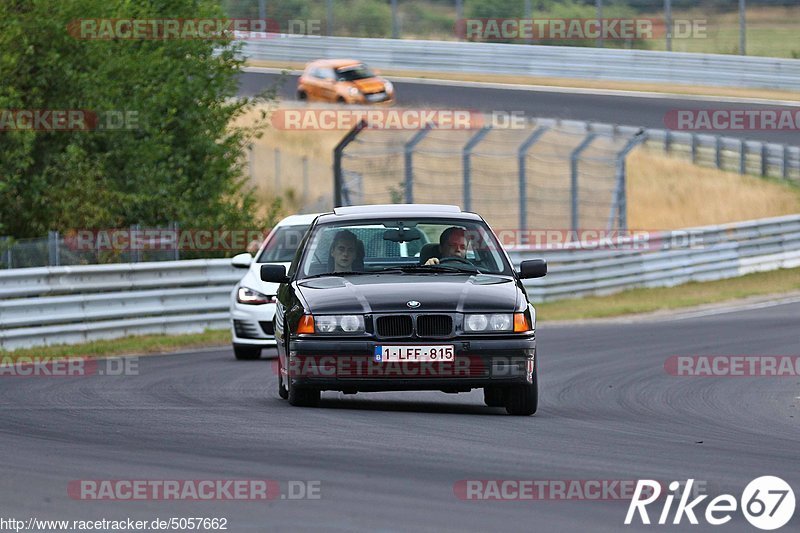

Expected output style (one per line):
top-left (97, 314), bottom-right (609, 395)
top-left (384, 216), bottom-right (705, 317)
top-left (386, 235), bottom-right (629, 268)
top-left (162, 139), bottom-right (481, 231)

top-left (348, 86), bottom-right (360, 96)
top-left (465, 313), bottom-right (513, 332)
top-left (314, 315), bottom-right (365, 334)
top-left (236, 286), bottom-right (274, 305)
top-left (384, 80), bottom-right (393, 92)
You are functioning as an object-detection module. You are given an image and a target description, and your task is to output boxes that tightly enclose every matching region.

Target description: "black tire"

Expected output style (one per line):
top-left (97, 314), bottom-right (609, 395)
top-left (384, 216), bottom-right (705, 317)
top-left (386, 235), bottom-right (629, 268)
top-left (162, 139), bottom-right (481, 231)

top-left (483, 386), bottom-right (505, 407)
top-left (233, 345), bottom-right (261, 360)
top-left (287, 377), bottom-right (320, 407)
top-left (504, 377), bottom-right (538, 416)
top-left (297, 90), bottom-right (307, 100)
top-left (337, 97), bottom-right (346, 104)
top-left (277, 358), bottom-right (289, 400)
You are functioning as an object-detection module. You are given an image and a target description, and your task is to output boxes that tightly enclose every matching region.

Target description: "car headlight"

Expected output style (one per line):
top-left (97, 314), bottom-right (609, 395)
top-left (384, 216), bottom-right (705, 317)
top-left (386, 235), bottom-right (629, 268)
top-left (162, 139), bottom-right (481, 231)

top-left (348, 86), bottom-right (360, 97)
top-left (464, 313), bottom-right (515, 332)
top-left (384, 80), bottom-right (393, 92)
top-left (314, 315), bottom-right (365, 334)
top-left (236, 286), bottom-right (275, 305)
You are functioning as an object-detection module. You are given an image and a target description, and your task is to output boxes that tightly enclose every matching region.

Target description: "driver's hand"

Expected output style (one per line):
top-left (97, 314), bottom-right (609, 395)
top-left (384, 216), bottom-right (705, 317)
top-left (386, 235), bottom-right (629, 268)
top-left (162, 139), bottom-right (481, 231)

top-left (424, 257), bottom-right (440, 265)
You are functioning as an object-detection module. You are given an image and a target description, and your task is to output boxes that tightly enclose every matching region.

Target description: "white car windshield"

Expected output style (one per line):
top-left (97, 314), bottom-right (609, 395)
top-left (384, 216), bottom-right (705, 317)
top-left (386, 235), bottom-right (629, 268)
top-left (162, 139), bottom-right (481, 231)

top-left (256, 225), bottom-right (310, 263)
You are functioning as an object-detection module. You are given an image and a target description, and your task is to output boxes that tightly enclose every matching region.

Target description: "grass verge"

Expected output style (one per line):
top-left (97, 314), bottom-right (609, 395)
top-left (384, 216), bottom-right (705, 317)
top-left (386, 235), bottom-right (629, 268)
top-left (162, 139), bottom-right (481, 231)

top-left (2, 267), bottom-right (799, 358)
top-left (0, 329), bottom-right (229, 359)
top-left (535, 266), bottom-right (800, 321)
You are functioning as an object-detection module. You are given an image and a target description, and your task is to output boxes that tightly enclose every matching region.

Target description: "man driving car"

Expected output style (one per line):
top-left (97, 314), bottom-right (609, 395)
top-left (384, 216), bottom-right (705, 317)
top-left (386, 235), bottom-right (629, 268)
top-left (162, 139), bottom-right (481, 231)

top-left (424, 226), bottom-right (468, 265)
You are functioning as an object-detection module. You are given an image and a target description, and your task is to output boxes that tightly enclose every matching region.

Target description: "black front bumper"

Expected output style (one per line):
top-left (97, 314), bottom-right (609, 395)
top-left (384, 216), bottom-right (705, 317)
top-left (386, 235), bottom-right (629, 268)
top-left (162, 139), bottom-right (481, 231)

top-left (286, 336), bottom-right (536, 392)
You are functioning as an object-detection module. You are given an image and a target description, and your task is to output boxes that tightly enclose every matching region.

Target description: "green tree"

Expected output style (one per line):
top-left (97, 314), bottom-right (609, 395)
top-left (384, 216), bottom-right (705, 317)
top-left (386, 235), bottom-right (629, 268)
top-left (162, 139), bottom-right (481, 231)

top-left (0, 0), bottom-right (273, 239)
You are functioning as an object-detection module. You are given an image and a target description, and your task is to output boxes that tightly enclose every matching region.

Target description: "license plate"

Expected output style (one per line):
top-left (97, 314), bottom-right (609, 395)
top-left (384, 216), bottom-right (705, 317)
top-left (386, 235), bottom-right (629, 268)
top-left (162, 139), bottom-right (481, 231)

top-left (374, 345), bottom-right (454, 362)
top-left (366, 92), bottom-right (386, 102)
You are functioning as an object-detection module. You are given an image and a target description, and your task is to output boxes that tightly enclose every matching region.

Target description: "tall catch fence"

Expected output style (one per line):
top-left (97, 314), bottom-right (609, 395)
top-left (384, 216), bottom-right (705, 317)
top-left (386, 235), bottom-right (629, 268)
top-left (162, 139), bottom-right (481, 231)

top-left (334, 118), bottom-right (647, 233)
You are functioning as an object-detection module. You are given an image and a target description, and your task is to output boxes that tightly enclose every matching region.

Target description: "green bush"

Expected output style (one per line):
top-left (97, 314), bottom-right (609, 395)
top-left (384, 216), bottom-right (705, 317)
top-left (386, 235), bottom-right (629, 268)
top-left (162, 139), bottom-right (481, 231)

top-left (0, 0), bottom-right (275, 239)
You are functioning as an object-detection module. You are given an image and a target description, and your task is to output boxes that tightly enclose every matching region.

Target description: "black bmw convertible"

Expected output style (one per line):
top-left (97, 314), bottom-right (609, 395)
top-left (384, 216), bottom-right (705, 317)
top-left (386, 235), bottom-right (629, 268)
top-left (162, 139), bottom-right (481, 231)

top-left (260, 204), bottom-right (547, 415)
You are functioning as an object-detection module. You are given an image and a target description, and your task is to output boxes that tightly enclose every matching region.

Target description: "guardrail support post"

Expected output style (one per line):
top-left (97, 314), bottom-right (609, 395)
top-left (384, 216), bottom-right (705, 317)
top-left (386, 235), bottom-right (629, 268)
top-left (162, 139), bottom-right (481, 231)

top-left (690, 134), bottom-right (697, 163)
top-left (740, 139), bottom-right (747, 175)
top-left (462, 126), bottom-right (492, 212)
top-left (608, 131), bottom-right (646, 231)
top-left (171, 221), bottom-right (180, 261)
top-left (326, 0), bottom-right (334, 35)
top-left (783, 145), bottom-right (789, 180)
top-left (333, 120), bottom-right (368, 207)
top-left (570, 133), bottom-right (598, 233)
top-left (1, 237), bottom-right (11, 269)
top-left (715, 136), bottom-right (722, 169)
top-left (517, 126), bottom-right (550, 233)
top-left (760, 142), bottom-right (768, 177)
top-left (48, 230), bottom-right (60, 267)
top-left (404, 124), bottom-right (432, 204)
top-left (131, 224), bottom-right (140, 263)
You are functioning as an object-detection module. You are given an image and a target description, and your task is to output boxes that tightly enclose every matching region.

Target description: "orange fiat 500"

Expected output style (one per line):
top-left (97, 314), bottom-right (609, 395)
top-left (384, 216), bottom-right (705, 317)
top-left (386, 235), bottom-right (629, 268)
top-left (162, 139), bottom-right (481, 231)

top-left (297, 59), bottom-right (395, 105)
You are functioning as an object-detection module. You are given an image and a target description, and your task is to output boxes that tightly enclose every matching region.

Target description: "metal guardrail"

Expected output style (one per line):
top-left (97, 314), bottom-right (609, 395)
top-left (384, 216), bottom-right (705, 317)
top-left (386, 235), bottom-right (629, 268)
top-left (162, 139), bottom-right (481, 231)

top-left (1, 215), bottom-right (799, 350)
top-left (513, 214), bottom-right (800, 301)
top-left (240, 35), bottom-right (800, 91)
top-left (0, 260), bottom-right (240, 350)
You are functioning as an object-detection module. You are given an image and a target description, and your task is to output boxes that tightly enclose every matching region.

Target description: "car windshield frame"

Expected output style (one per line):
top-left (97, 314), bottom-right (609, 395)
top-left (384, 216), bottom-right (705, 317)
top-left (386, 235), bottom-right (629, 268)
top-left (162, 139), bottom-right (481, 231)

top-left (335, 64), bottom-right (375, 82)
top-left (294, 217), bottom-right (514, 280)
top-left (256, 224), bottom-right (310, 263)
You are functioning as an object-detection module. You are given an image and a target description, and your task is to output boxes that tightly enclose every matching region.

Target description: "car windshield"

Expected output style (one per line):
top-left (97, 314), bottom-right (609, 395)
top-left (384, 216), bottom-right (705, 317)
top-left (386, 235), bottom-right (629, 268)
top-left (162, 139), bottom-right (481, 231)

top-left (256, 224), bottom-right (310, 263)
top-left (335, 64), bottom-right (375, 81)
top-left (297, 218), bottom-right (512, 278)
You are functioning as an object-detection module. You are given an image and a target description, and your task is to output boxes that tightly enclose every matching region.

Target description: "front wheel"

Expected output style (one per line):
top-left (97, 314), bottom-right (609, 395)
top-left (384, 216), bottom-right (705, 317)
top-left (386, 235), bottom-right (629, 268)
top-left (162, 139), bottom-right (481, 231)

top-left (233, 345), bottom-right (261, 360)
top-left (277, 358), bottom-right (289, 399)
top-left (483, 386), bottom-right (505, 407)
top-left (504, 377), bottom-right (538, 416)
top-left (287, 377), bottom-right (320, 407)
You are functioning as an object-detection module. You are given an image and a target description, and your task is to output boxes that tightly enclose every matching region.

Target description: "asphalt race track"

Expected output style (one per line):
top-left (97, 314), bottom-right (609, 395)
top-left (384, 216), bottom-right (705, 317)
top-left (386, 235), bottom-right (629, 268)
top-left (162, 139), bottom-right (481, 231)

top-left (2, 301), bottom-right (798, 531)
top-left (238, 71), bottom-right (800, 145)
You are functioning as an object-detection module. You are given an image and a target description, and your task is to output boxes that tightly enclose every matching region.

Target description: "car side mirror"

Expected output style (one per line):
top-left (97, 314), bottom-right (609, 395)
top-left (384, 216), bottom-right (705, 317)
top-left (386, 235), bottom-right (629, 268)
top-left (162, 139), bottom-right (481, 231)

top-left (261, 264), bottom-right (290, 283)
top-left (231, 252), bottom-right (253, 269)
top-left (518, 259), bottom-right (547, 279)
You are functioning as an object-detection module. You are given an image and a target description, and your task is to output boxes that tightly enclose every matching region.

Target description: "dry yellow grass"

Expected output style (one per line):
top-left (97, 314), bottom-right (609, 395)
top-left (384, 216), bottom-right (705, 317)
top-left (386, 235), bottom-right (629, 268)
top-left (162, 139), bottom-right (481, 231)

top-left (236, 102), bottom-right (800, 229)
top-left (232, 104), bottom-right (344, 214)
top-left (627, 150), bottom-right (800, 228)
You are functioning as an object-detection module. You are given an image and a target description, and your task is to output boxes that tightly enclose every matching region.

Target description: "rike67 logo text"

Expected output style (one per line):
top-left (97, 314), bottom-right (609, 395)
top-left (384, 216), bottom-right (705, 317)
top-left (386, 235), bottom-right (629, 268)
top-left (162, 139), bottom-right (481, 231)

top-left (625, 477), bottom-right (795, 530)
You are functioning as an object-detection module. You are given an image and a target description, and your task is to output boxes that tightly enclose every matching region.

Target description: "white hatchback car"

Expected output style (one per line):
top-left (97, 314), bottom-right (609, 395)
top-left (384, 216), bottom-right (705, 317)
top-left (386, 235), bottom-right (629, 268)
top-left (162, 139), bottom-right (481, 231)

top-left (229, 213), bottom-right (319, 359)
